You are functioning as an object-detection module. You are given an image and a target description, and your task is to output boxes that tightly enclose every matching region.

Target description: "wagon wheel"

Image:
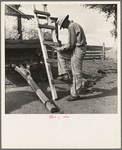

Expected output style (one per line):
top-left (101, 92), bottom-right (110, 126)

top-left (9, 66), bottom-right (16, 74)
top-left (38, 63), bottom-right (48, 82)
top-left (37, 55), bottom-right (48, 82)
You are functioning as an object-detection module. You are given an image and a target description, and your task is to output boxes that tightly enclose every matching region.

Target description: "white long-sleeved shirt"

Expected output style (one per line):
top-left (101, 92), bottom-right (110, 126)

top-left (61, 21), bottom-right (87, 51)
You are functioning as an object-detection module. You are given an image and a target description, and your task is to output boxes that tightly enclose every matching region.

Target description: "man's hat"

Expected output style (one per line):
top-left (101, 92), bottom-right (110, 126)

top-left (57, 15), bottom-right (69, 29)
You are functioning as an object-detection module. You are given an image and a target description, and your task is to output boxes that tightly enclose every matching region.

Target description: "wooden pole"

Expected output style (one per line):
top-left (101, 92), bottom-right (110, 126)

top-left (17, 16), bottom-right (22, 39)
top-left (102, 42), bottom-right (105, 60)
top-left (55, 22), bottom-right (59, 41)
top-left (5, 12), bottom-right (58, 21)
top-left (15, 65), bottom-right (59, 113)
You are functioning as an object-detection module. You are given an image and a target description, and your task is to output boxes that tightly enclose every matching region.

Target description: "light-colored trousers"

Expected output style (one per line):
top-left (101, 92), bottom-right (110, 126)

top-left (57, 46), bottom-right (86, 96)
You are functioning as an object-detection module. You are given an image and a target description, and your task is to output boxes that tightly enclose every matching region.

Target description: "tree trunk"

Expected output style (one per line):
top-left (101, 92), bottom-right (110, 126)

top-left (111, 38), bottom-right (117, 58)
top-left (106, 37), bottom-right (117, 61)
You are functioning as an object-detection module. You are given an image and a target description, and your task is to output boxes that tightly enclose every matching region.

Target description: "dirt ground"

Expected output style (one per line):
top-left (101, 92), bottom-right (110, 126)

top-left (5, 58), bottom-right (118, 114)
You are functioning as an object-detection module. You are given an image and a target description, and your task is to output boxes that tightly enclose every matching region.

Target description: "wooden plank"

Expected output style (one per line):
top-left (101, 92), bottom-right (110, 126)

top-left (86, 47), bottom-right (102, 50)
top-left (5, 40), bottom-right (106, 52)
top-left (20, 39), bottom-right (39, 44)
top-left (86, 45), bottom-right (103, 48)
top-left (49, 56), bottom-right (101, 60)
top-left (5, 12), bottom-right (58, 21)
top-left (86, 48), bottom-right (102, 51)
top-left (84, 57), bottom-right (101, 60)
top-left (5, 39), bottom-right (53, 44)
top-left (85, 55), bottom-right (102, 58)
top-left (38, 24), bottom-right (55, 30)
top-left (86, 51), bottom-right (102, 54)
top-left (5, 12), bottom-right (33, 18)
top-left (38, 15), bottom-right (57, 21)
top-left (5, 40), bottom-right (59, 47)
top-left (85, 54), bottom-right (103, 57)
top-left (6, 56), bottom-right (34, 61)
top-left (52, 79), bottom-right (72, 84)
top-left (55, 22), bottom-right (59, 40)
top-left (46, 56), bottom-right (101, 61)
top-left (5, 43), bottom-right (41, 49)
top-left (47, 55), bottom-right (102, 60)
top-left (17, 16), bottom-right (22, 39)
top-left (86, 49), bottom-right (102, 52)
top-left (86, 46), bottom-right (102, 51)
top-left (102, 42), bottom-right (105, 60)
top-left (43, 41), bottom-right (59, 46)
top-left (33, 5), bottom-right (58, 100)
top-left (15, 66), bottom-right (58, 113)
top-left (34, 10), bottom-right (50, 16)
top-left (47, 58), bottom-right (57, 63)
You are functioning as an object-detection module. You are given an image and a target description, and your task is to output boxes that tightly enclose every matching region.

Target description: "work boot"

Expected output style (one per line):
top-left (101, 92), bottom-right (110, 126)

top-left (67, 95), bottom-right (81, 101)
top-left (57, 73), bottom-right (69, 81)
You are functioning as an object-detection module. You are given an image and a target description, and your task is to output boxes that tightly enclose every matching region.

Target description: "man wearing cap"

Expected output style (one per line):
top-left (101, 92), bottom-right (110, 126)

top-left (56, 15), bottom-right (87, 101)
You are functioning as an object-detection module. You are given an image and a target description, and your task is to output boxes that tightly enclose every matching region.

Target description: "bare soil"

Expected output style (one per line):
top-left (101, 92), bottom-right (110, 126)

top-left (5, 59), bottom-right (118, 114)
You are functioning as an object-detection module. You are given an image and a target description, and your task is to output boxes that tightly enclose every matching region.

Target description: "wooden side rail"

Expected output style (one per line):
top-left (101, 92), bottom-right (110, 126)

top-left (5, 40), bottom-right (111, 60)
top-left (38, 24), bottom-right (55, 30)
top-left (34, 10), bottom-right (50, 16)
top-left (5, 12), bottom-right (57, 21)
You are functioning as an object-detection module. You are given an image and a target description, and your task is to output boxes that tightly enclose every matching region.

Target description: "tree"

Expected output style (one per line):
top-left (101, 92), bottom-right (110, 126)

top-left (83, 4), bottom-right (118, 60)
top-left (83, 4), bottom-right (117, 39)
top-left (10, 4), bottom-right (21, 10)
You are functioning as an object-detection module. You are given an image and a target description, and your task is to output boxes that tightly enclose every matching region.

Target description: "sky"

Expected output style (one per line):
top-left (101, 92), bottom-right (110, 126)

top-left (19, 2), bottom-right (115, 47)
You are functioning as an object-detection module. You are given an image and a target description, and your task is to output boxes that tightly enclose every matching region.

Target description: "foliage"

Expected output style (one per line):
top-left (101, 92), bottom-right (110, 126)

top-left (5, 4), bottom-right (21, 13)
top-left (5, 16), bottom-right (39, 40)
top-left (5, 16), bottom-right (20, 40)
top-left (22, 18), bottom-right (39, 39)
top-left (5, 5), bottom-right (53, 40)
top-left (10, 4), bottom-right (21, 10)
top-left (5, 16), bottom-right (53, 40)
top-left (83, 4), bottom-right (117, 38)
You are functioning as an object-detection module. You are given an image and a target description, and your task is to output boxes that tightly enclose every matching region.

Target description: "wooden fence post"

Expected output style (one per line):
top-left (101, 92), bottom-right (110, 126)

top-left (17, 16), bottom-right (22, 39)
top-left (102, 42), bottom-right (105, 60)
top-left (55, 22), bottom-right (58, 41)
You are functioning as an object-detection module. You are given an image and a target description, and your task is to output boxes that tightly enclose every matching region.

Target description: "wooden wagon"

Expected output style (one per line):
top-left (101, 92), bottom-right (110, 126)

top-left (5, 4), bottom-right (58, 81)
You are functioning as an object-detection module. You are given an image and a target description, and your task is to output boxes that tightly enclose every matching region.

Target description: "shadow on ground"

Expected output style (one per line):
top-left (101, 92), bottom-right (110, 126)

top-left (5, 90), bottom-right (51, 114)
top-left (78, 87), bottom-right (117, 100)
top-left (6, 91), bottom-right (37, 114)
